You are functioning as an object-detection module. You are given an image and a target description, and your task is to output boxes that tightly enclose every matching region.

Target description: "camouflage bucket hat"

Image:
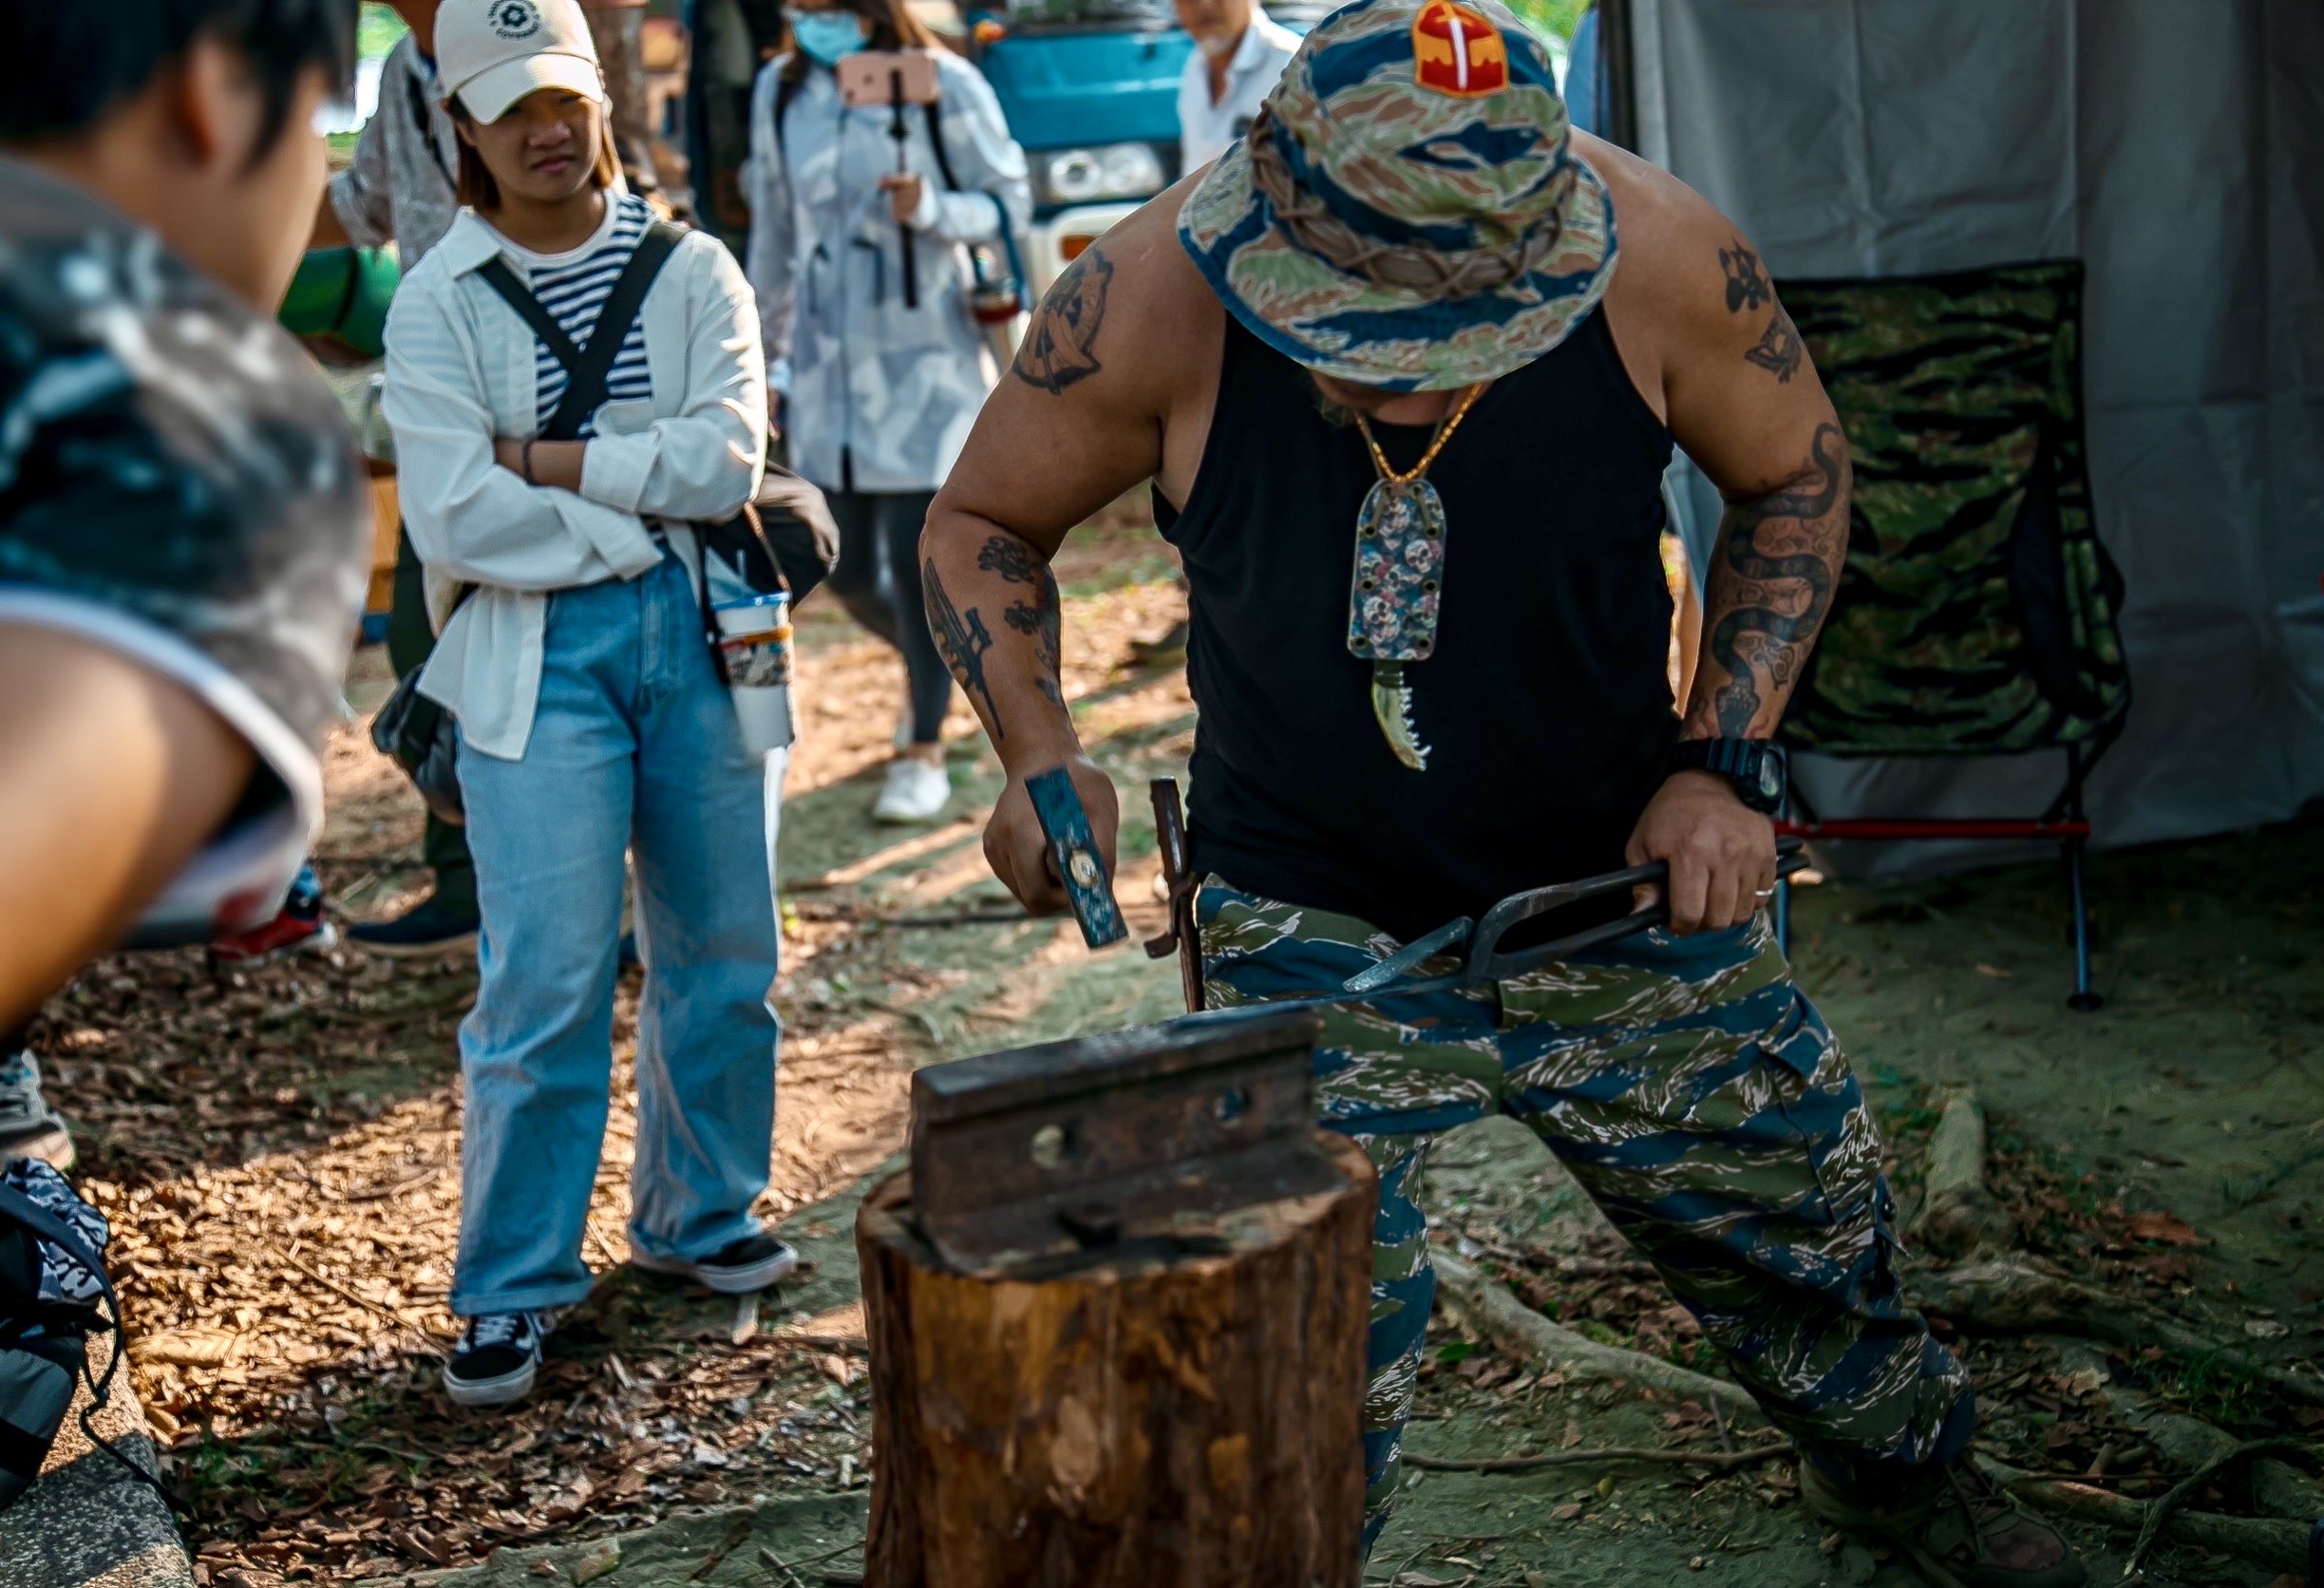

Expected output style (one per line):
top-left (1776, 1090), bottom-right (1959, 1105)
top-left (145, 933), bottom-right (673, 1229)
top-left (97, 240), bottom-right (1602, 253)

top-left (1178, 0), bottom-right (1615, 390)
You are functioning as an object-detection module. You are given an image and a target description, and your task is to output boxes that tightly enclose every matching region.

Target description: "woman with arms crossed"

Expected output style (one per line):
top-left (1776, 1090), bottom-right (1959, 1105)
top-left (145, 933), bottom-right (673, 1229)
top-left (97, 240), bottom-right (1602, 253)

top-left (386, 0), bottom-right (790, 1408)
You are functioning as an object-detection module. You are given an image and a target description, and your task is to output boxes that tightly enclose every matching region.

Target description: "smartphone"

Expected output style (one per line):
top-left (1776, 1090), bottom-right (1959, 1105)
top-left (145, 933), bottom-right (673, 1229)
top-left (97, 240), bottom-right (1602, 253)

top-left (837, 48), bottom-right (942, 108)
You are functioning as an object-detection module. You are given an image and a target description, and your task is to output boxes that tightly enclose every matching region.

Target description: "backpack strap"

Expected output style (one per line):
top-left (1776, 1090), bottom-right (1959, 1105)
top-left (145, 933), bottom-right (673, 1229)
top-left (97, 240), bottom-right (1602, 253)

top-left (774, 70), bottom-right (802, 151)
top-left (922, 101), bottom-right (961, 193)
top-left (475, 218), bottom-right (684, 443)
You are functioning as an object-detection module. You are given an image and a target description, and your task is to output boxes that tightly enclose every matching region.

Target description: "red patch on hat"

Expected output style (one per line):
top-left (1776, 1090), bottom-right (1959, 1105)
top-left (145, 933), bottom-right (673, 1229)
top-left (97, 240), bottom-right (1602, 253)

top-left (1412, 0), bottom-right (1509, 97)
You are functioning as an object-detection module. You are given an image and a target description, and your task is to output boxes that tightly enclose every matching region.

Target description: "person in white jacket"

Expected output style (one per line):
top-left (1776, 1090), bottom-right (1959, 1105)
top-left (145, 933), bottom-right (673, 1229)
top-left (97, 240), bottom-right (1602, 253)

top-left (746, 0), bottom-right (1030, 823)
top-left (384, 0), bottom-right (792, 1409)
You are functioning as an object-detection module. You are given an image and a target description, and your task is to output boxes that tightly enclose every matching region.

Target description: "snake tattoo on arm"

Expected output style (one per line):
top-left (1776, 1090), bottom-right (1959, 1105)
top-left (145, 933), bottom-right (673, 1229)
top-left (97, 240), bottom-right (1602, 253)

top-left (1686, 422), bottom-right (1851, 739)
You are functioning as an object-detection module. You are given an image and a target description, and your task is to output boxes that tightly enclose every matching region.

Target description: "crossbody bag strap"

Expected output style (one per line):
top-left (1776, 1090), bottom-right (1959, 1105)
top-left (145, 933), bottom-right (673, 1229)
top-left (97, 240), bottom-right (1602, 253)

top-left (474, 256), bottom-right (585, 369)
top-left (920, 101), bottom-right (1024, 296)
top-left (474, 219), bottom-right (685, 443)
top-left (921, 100), bottom-right (961, 194)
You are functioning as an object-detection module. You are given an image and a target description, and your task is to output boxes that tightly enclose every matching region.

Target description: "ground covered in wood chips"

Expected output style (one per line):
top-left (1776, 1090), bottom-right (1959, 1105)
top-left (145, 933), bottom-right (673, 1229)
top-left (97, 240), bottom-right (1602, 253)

top-left (17, 520), bottom-right (2322, 1586)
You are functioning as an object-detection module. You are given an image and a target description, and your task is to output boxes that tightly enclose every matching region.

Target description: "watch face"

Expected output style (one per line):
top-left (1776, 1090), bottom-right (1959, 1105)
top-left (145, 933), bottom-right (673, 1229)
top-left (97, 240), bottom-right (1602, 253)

top-left (1758, 758), bottom-right (1784, 801)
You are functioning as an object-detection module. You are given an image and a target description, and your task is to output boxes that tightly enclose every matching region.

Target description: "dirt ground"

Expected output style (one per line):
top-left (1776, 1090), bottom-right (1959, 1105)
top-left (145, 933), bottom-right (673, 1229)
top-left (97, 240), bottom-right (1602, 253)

top-left (21, 523), bottom-right (2320, 1586)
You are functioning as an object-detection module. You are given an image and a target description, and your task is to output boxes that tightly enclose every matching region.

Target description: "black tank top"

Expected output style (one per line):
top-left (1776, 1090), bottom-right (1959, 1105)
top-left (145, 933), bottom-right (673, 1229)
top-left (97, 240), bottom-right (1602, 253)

top-left (1155, 308), bottom-right (1678, 941)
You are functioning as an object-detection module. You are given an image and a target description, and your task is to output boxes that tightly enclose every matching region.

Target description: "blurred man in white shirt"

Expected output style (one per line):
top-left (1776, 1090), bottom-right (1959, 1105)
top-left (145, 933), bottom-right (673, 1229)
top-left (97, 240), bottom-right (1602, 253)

top-left (1174, 0), bottom-right (1299, 173)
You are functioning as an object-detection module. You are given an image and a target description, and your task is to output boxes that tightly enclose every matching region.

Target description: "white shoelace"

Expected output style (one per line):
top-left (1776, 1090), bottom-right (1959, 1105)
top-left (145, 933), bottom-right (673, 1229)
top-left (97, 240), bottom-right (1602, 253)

top-left (461, 1312), bottom-right (537, 1353)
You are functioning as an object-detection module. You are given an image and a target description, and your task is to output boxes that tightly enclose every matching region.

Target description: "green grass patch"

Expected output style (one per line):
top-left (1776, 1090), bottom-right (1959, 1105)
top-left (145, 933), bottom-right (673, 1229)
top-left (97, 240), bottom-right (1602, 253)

top-left (359, 2), bottom-right (408, 61)
top-left (1506, 0), bottom-right (1590, 45)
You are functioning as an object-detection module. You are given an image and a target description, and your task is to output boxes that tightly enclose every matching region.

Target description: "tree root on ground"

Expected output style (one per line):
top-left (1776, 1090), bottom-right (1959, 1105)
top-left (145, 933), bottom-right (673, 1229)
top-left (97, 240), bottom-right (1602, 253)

top-left (1905, 1090), bottom-right (2014, 1257)
top-left (1906, 1257), bottom-right (2324, 1408)
top-left (1978, 1454), bottom-right (2313, 1577)
top-left (1432, 1252), bottom-right (2319, 1573)
top-left (2124, 1437), bottom-right (2319, 1575)
top-left (1432, 1252), bottom-right (1760, 1419)
top-left (1404, 1441), bottom-right (1789, 1477)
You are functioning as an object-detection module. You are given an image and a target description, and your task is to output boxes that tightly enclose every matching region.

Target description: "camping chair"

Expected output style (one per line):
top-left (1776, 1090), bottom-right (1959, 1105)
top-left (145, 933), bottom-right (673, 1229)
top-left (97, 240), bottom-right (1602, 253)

top-left (1771, 260), bottom-right (2130, 1010)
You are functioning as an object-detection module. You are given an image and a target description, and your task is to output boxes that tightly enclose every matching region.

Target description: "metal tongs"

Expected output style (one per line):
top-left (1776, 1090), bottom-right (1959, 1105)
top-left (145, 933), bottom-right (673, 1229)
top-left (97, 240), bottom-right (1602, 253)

top-left (1176, 827), bottom-right (1807, 1021)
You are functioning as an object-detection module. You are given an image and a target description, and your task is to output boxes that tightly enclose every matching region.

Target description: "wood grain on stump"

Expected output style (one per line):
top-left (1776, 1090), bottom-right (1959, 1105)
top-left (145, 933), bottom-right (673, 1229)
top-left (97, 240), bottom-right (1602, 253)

top-left (858, 1128), bottom-right (1375, 1588)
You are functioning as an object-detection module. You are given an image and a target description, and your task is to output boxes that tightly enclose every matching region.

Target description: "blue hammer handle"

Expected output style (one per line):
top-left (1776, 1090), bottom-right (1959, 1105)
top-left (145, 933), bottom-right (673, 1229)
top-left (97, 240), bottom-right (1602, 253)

top-left (1026, 765), bottom-right (1127, 950)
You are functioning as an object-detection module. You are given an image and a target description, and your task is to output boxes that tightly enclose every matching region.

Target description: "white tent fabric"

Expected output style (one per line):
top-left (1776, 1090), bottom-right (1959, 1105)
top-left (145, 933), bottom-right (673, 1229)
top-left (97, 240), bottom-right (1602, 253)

top-left (1630, 0), bottom-right (2324, 877)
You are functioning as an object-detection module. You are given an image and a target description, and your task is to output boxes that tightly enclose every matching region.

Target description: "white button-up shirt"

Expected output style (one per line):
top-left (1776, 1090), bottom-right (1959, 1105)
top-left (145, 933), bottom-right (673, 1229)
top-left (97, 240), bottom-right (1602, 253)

top-left (384, 211), bottom-right (766, 761)
top-left (1177, 12), bottom-right (1303, 174)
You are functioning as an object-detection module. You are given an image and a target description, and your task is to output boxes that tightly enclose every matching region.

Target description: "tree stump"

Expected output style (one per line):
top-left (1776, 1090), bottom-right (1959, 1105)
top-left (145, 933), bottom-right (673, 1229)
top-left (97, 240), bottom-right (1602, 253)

top-left (857, 1129), bottom-right (1374, 1588)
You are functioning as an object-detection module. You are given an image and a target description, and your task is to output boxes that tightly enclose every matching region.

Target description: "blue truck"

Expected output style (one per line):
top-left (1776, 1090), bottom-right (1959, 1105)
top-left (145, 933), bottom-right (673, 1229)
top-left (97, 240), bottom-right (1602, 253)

top-left (680, 0), bottom-right (1320, 292)
top-left (963, 0), bottom-right (1191, 289)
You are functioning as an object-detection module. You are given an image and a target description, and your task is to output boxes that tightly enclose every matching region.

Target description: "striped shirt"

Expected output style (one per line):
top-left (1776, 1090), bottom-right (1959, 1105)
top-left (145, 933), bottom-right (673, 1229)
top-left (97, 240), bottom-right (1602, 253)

top-left (491, 194), bottom-right (656, 439)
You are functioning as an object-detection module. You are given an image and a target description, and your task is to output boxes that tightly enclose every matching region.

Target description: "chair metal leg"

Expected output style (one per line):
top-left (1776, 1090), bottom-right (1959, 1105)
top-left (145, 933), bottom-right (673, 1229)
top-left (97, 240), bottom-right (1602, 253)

top-left (2064, 837), bottom-right (2102, 1011)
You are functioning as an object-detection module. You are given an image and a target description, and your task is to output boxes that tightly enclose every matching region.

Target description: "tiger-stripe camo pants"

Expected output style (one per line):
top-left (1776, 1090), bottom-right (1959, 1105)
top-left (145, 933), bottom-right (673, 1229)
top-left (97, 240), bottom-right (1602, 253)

top-left (1196, 879), bottom-right (1975, 1553)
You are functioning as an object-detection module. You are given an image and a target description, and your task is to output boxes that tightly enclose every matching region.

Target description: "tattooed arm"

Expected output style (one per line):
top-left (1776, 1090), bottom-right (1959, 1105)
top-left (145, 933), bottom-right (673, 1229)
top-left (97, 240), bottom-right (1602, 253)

top-left (1687, 418), bottom-right (1849, 739)
top-left (1578, 138), bottom-right (1852, 932)
top-left (920, 178), bottom-right (1224, 912)
top-left (1670, 231), bottom-right (1850, 741)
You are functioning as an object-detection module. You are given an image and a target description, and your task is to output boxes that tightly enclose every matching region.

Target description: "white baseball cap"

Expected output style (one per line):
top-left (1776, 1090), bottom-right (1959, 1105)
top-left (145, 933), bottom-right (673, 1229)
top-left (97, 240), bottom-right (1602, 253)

top-left (436, 0), bottom-right (608, 123)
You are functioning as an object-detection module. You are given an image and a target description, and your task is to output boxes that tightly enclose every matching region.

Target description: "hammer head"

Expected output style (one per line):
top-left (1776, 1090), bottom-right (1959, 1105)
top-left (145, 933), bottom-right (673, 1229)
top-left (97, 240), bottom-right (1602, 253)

top-left (908, 1007), bottom-right (1337, 1276)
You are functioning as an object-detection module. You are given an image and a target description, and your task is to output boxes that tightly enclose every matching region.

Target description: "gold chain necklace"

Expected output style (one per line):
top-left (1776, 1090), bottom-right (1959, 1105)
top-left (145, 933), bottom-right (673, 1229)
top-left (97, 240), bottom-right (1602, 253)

top-left (1347, 384), bottom-right (1486, 771)
top-left (1353, 383), bottom-right (1485, 484)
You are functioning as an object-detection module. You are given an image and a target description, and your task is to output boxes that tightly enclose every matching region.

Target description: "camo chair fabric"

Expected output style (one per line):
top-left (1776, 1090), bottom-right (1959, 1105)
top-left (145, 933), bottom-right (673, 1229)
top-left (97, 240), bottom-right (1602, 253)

top-left (1779, 260), bottom-right (2128, 757)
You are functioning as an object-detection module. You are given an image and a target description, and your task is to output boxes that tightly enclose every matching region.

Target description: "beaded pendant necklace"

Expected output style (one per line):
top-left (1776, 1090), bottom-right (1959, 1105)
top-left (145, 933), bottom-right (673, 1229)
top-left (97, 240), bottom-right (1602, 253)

top-left (1347, 383), bottom-right (1485, 770)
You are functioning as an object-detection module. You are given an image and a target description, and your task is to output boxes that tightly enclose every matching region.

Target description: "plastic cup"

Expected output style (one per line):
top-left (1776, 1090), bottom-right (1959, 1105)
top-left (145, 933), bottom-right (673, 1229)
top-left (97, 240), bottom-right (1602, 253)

top-left (713, 594), bottom-right (795, 755)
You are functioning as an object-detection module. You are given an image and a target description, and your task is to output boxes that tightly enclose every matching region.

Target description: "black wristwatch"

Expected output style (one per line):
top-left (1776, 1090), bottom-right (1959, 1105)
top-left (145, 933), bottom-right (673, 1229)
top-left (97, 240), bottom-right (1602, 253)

top-left (1667, 737), bottom-right (1787, 814)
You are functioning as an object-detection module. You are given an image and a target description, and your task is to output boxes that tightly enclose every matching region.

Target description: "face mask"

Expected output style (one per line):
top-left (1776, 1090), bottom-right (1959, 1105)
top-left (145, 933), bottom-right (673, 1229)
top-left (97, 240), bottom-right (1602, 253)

top-left (793, 10), bottom-right (868, 66)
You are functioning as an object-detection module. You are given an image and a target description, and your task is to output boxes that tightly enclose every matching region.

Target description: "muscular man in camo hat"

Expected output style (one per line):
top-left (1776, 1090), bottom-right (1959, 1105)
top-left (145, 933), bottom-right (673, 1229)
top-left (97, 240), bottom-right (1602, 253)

top-left (921, 1), bottom-right (2088, 1580)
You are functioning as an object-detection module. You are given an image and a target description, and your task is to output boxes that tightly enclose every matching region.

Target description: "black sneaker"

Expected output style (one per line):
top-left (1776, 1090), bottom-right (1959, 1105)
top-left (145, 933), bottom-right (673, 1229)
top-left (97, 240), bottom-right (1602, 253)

top-left (630, 1233), bottom-right (799, 1295)
top-left (349, 892), bottom-right (481, 959)
top-left (442, 1310), bottom-right (557, 1408)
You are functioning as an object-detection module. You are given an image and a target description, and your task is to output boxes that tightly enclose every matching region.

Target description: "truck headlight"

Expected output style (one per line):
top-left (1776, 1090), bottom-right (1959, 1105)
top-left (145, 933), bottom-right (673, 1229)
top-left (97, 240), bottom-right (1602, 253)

top-left (1039, 142), bottom-right (1168, 206)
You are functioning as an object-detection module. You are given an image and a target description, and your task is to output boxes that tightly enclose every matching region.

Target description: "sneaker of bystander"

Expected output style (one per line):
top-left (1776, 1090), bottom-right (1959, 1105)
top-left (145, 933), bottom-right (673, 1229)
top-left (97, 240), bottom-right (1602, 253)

top-left (629, 1232), bottom-right (799, 1295)
top-left (441, 1309), bottom-right (560, 1408)
top-left (871, 758), bottom-right (950, 824)
top-left (0, 1045), bottom-right (72, 1172)
top-left (347, 890), bottom-right (482, 959)
top-left (207, 861), bottom-right (338, 969)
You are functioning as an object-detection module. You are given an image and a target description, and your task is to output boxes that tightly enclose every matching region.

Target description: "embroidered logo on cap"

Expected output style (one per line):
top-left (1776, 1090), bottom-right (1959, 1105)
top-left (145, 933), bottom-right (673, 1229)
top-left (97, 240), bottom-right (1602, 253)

top-left (490, 0), bottom-right (543, 40)
top-left (1411, 0), bottom-right (1509, 97)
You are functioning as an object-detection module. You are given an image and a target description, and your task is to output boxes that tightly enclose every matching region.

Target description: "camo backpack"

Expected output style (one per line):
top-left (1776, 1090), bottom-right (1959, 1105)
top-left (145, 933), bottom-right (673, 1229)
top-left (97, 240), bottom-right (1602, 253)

top-left (0, 1161), bottom-right (135, 1512)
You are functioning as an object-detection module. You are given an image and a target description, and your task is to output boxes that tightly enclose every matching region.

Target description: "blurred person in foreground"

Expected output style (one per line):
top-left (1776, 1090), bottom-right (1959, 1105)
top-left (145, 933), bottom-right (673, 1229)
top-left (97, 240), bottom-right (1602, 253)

top-left (387, 0), bottom-right (792, 1408)
top-left (0, 0), bottom-right (370, 1162)
top-left (745, 0), bottom-right (1030, 823)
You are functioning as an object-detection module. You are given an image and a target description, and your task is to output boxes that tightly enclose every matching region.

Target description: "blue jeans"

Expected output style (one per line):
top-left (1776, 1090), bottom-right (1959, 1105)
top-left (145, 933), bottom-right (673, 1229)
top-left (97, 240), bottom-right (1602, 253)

top-left (451, 551), bottom-right (780, 1316)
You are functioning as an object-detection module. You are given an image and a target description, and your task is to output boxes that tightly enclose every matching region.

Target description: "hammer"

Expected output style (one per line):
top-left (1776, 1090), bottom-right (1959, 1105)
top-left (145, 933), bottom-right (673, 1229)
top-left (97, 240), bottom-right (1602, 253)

top-left (1026, 764), bottom-right (1127, 950)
